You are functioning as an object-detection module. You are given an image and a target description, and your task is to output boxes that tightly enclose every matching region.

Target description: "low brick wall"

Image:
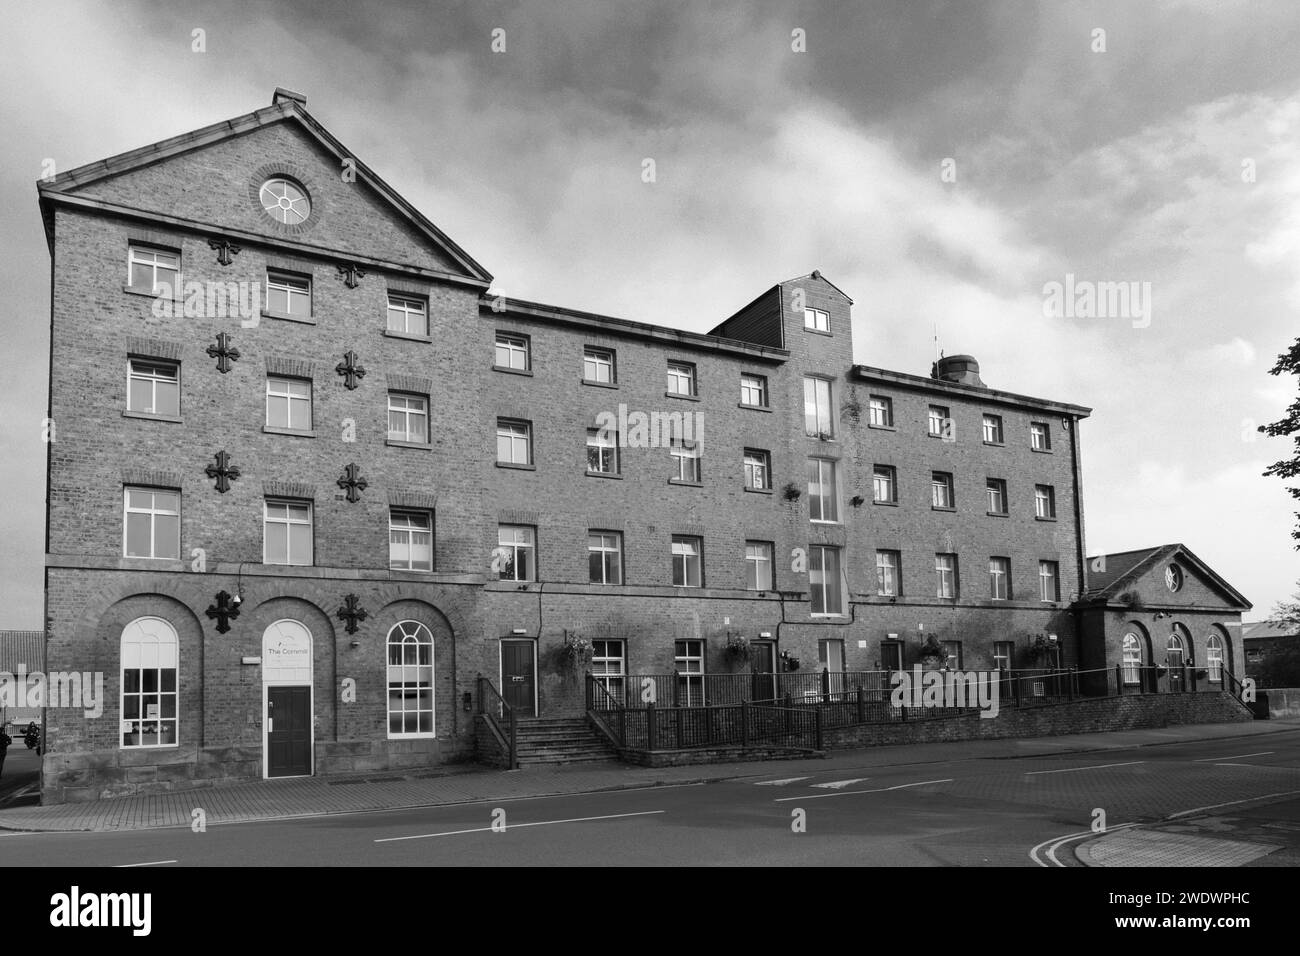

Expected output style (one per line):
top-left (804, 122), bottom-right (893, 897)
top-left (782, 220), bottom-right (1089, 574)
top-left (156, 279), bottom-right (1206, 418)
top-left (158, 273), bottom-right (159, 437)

top-left (822, 691), bottom-right (1251, 750)
top-left (1263, 688), bottom-right (1300, 719)
top-left (475, 715), bottom-right (511, 768)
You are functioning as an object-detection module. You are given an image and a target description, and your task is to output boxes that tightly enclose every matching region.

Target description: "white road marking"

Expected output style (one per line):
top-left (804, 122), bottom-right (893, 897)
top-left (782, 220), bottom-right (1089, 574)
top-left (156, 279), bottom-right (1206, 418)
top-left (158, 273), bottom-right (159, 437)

top-left (753, 777), bottom-right (810, 787)
top-left (1196, 752), bottom-right (1273, 762)
top-left (774, 778), bottom-right (952, 802)
top-left (1030, 824), bottom-right (1140, 867)
top-left (115, 860), bottom-right (177, 867)
top-left (811, 778), bottom-right (870, 790)
top-left (374, 809), bottom-right (665, 842)
top-left (1024, 760), bottom-right (1145, 776)
top-left (1167, 788), bottom-right (1300, 820)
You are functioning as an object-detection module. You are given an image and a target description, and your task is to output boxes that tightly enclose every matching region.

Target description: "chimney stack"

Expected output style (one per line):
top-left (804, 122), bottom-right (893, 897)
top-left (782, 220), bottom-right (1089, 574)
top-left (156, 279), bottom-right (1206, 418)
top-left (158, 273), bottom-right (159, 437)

top-left (932, 354), bottom-right (985, 387)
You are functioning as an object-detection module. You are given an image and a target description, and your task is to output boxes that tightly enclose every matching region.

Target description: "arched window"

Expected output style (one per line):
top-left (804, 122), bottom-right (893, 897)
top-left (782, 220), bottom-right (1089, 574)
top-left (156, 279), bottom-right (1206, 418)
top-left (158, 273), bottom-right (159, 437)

top-left (121, 617), bottom-right (178, 748)
top-left (1166, 632), bottom-right (1186, 671)
top-left (387, 621), bottom-right (434, 737)
top-left (1121, 633), bottom-right (1142, 685)
top-left (1206, 634), bottom-right (1224, 683)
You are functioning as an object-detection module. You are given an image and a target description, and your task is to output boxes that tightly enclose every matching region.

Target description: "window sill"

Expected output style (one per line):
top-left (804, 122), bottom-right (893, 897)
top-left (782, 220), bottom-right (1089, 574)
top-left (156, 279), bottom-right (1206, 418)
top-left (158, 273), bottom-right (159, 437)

top-left (122, 284), bottom-right (170, 300)
top-left (931, 505), bottom-right (956, 513)
top-left (1035, 515), bottom-right (1058, 523)
top-left (809, 519), bottom-right (842, 525)
top-left (1031, 447), bottom-right (1054, 454)
top-left (665, 391), bottom-right (701, 402)
top-left (867, 423), bottom-right (896, 431)
top-left (386, 438), bottom-right (432, 450)
top-left (744, 486), bottom-right (773, 495)
top-left (388, 567), bottom-right (435, 574)
top-left (586, 470), bottom-right (623, 480)
top-left (384, 329), bottom-right (432, 343)
top-left (738, 402), bottom-right (771, 412)
top-left (983, 440), bottom-right (1005, 447)
top-left (496, 462), bottom-right (536, 471)
top-left (123, 410), bottom-right (183, 424)
top-left (806, 434), bottom-right (837, 443)
top-left (804, 327), bottom-right (833, 338)
top-left (493, 365), bottom-right (533, 376)
top-left (672, 584), bottom-right (704, 589)
top-left (264, 425), bottom-right (317, 438)
top-left (119, 557), bottom-right (186, 572)
top-left (263, 310), bottom-right (316, 325)
top-left (873, 499), bottom-right (898, 507)
top-left (668, 479), bottom-right (703, 487)
top-left (582, 378), bottom-right (619, 389)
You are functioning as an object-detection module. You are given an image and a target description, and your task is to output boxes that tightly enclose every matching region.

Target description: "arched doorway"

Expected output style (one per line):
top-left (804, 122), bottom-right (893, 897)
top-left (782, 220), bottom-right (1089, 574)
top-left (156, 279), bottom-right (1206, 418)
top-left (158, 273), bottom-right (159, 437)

top-left (262, 620), bottom-right (313, 778)
top-left (1206, 627), bottom-right (1229, 685)
top-left (1121, 632), bottom-right (1144, 689)
top-left (1166, 624), bottom-right (1192, 691)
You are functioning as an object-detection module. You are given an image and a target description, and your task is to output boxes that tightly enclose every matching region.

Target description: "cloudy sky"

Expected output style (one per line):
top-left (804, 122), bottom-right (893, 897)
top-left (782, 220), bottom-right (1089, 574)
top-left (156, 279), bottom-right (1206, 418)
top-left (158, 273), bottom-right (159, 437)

top-left (2, 0), bottom-right (1298, 627)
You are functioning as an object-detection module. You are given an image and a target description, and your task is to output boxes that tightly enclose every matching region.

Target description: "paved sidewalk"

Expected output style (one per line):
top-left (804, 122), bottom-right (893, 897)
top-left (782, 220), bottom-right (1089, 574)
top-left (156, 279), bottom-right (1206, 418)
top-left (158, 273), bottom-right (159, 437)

top-left (1, 718), bottom-right (1296, 833)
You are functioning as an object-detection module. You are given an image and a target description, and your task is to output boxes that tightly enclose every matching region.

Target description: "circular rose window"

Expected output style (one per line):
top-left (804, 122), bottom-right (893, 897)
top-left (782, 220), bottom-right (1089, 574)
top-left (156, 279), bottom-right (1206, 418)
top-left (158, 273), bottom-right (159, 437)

top-left (259, 178), bottom-right (311, 225)
top-left (1164, 564), bottom-right (1182, 592)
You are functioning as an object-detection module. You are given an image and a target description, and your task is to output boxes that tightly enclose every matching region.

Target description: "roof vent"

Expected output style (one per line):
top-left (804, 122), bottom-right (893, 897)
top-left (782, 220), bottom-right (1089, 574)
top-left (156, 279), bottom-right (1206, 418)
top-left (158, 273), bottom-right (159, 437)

top-left (273, 88), bottom-right (308, 108)
top-left (932, 354), bottom-right (985, 387)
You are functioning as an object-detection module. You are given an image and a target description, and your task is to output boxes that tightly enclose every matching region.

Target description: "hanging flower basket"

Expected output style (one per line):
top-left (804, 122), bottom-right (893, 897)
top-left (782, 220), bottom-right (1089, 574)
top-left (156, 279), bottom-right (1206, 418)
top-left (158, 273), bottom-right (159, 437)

top-left (919, 634), bottom-right (946, 664)
top-left (556, 636), bottom-right (592, 671)
top-left (723, 635), bottom-right (752, 664)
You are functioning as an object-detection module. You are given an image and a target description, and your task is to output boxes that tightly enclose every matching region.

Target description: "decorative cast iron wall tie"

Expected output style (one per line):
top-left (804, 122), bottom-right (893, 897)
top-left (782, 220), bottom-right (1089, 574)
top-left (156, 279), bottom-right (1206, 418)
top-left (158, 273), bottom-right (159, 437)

top-left (206, 590), bottom-right (240, 634)
top-left (336, 350), bottom-right (366, 389)
top-left (337, 462), bottom-right (368, 502)
top-left (336, 262), bottom-right (366, 289)
top-left (337, 593), bottom-right (368, 635)
top-left (207, 238), bottom-right (242, 266)
top-left (205, 450), bottom-right (241, 493)
top-left (207, 332), bottom-right (241, 373)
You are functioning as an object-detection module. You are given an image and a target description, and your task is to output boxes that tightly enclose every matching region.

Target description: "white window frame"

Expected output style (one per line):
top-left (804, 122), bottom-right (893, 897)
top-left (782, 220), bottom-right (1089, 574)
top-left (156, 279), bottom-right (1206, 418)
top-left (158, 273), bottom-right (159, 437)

top-left (497, 525), bottom-right (536, 582)
top-left (804, 377), bottom-right (834, 438)
top-left (744, 449), bottom-right (770, 490)
top-left (994, 641), bottom-right (1014, 672)
top-left (495, 332), bottom-right (530, 371)
top-left (675, 639), bottom-right (705, 706)
top-left (266, 270), bottom-right (311, 318)
top-left (584, 348), bottom-right (615, 383)
top-left (120, 617), bottom-right (179, 749)
top-left (123, 487), bottom-right (181, 560)
top-left (389, 509), bottom-right (433, 572)
top-left (987, 478), bottom-right (1007, 514)
top-left (263, 498), bottom-right (313, 566)
top-left (1035, 485), bottom-right (1056, 519)
top-left (667, 361), bottom-right (696, 396)
top-left (876, 550), bottom-right (900, 597)
top-left (989, 557), bottom-right (1010, 601)
top-left (127, 358), bottom-right (180, 417)
top-left (388, 393), bottom-right (429, 444)
top-left (1038, 561), bottom-right (1059, 602)
top-left (931, 472), bottom-right (954, 509)
top-left (809, 544), bottom-right (844, 616)
top-left (740, 373), bottom-right (768, 407)
top-left (128, 244), bottom-right (179, 294)
top-left (873, 465), bottom-right (896, 503)
top-left (804, 307), bottom-right (829, 332)
top-left (671, 535), bottom-right (703, 588)
top-left (670, 437), bottom-right (701, 483)
top-left (587, 428), bottom-right (619, 474)
top-left (387, 621), bottom-right (435, 738)
top-left (1122, 633), bottom-right (1142, 685)
top-left (1030, 421), bottom-right (1051, 451)
top-left (808, 458), bottom-right (839, 523)
top-left (942, 641), bottom-right (962, 670)
top-left (982, 414), bottom-right (1003, 444)
top-left (1206, 635), bottom-right (1224, 683)
top-left (387, 293), bottom-right (429, 336)
top-left (588, 531), bottom-right (623, 585)
top-left (936, 553), bottom-right (958, 599)
top-left (745, 541), bottom-right (774, 591)
top-left (266, 376), bottom-right (312, 431)
top-left (869, 395), bottom-right (893, 427)
top-left (591, 640), bottom-right (627, 703)
top-left (928, 405), bottom-right (952, 439)
top-left (496, 419), bottom-right (532, 465)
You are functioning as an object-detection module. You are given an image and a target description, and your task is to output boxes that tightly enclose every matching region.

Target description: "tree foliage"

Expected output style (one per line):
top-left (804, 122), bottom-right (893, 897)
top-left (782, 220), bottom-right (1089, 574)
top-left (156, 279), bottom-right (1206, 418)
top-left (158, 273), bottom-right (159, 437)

top-left (1259, 337), bottom-right (1300, 548)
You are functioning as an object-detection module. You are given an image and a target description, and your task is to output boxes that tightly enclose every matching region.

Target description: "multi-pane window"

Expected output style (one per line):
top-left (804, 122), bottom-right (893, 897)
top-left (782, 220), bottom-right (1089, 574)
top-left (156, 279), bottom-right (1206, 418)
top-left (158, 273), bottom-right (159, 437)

top-left (804, 377), bottom-right (834, 438)
top-left (675, 639), bottom-right (705, 706)
top-left (495, 332), bottom-right (530, 371)
top-left (931, 471), bottom-right (955, 509)
top-left (584, 348), bottom-right (615, 383)
top-left (1122, 633), bottom-right (1142, 684)
top-left (942, 641), bottom-right (962, 670)
top-left (266, 271), bottom-right (311, 317)
top-left (928, 405), bottom-right (952, 439)
top-left (266, 376), bottom-right (312, 430)
top-left (591, 640), bottom-right (627, 703)
top-left (497, 419), bottom-right (532, 465)
top-left (989, 557), bottom-right (1010, 600)
top-left (120, 617), bottom-right (178, 748)
top-left (994, 641), bottom-right (1014, 672)
top-left (264, 499), bottom-right (312, 566)
top-left (1030, 421), bottom-right (1052, 451)
top-left (587, 428), bottom-right (619, 474)
top-left (804, 307), bottom-right (829, 332)
top-left (389, 510), bottom-right (433, 571)
top-left (497, 525), bottom-right (536, 582)
top-left (388, 393), bottom-right (429, 443)
top-left (935, 553), bottom-right (958, 599)
top-left (588, 531), bottom-right (623, 584)
top-left (1038, 561), bottom-right (1059, 602)
top-left (128, 245), bottom-right (179, 293)
top-left (740, 373), bottom-right (768, 407)
top-left (670, 437), bottom-right (701, 482)
top-left (387, 621), bottom-right (434, 737)
top-left (127, 359), bottom-right (179, 417)
top-left (123, 488), bottom-right (180, 560)
top-left (667, 361), bottom-right (696, 396)
top-left (744, 449), bottom-right (770, 490)
top-left (1034, 484), bottom-right (1056, 519)
top-left (982, 414), bottom-right (1004, 444)
top-left (1206, 634), bottom-right (1224, 683)
top-left (818, 639), bottom-right (845, 674)
top-left (873, 465), bottom-right (897, 503)
top-left (986, 478), bottom-right (1008, 515)
top-left (869, 395), bottom-right (894, 427)
top-left (809, 545), bottom-right (844, 616)
top-left (807, 458), bottom-right (838, 522)
top-left (387, 294), bottom-right (428, 336)
top-left (745, 541), bottom-right (774, 591)
top-left (671, 535), bottom-right (703, 587)
top-left (876, 550), bottom-right (901, 596)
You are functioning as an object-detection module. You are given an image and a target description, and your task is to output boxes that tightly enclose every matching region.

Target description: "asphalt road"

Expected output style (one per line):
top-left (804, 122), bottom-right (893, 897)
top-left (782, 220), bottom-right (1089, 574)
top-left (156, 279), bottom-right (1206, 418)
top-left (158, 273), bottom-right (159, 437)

top-left (3, 730), bottom-right (1299, 867)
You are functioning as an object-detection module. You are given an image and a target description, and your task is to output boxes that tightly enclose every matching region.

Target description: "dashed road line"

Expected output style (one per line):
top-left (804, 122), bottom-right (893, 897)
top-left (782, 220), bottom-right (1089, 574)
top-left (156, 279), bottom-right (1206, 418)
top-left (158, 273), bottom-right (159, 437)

top-left (773, 778), bottom-right (952, 802)
top-left (374, 809), bottom-right (666, 842)
top-left (1024, 761), bottom-right (1145, 776)
top-left (753, 777), bottom-right (810, 787)
top-left (115, 860), bottom-right (177, 867)
top-left (1196, 752), bottom-right (1273, 762)
top-left (811, 778), bottom-right (870, 790)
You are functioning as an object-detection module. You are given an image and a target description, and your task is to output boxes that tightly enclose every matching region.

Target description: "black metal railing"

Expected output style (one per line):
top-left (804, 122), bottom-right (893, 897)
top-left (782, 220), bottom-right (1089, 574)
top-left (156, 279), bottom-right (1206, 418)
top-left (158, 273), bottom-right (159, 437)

top-left (476, 675), bottom-right (517, 769)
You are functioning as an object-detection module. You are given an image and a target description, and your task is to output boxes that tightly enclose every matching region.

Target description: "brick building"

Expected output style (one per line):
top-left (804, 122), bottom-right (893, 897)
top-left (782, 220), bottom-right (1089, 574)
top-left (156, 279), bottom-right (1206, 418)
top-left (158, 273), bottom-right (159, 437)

top-left (34, 90), bottom-right (1246, 802)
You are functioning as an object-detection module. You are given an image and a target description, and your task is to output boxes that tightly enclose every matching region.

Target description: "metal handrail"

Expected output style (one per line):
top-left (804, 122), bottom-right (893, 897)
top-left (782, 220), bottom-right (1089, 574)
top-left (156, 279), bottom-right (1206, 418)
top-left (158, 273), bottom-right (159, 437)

top-left (476, 675), bottom-right (517, 769)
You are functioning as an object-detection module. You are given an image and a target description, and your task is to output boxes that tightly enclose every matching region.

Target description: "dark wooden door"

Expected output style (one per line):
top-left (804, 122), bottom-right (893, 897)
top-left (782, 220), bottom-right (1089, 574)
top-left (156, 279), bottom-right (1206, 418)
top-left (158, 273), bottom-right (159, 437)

top-left (267, 686), bottom-right (311, 778)
top-left (501, 640), bottom-right (536, 717)
top-left (750, 641), bottom-right (776, 702)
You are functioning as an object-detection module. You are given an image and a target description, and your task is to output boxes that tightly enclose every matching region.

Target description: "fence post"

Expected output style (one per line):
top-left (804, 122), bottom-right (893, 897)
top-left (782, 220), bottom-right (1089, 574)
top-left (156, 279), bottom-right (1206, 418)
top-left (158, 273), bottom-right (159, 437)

top-left (821, 668), bottom-right (830, 703)
top-left (508, 706), bottom-right (517, 770)
top-left (476, 674), bottom-right (483, 714)
top-left (1067, 667), bottom-right (1074, 701)
top-left (856, 686), bottom-right (865, 723)
top-left (1114, 664), bottom-right (1122, 697)
top-left (814, 708), bottom-right (823, 751)
top-left (646, 701), bottom-right (657, 751)
top-left (619, 706), bottom-right (626, 747)
top-left (741, 701), bottom-right (749, 748)
top-left (784, 693), bottom-right (793, 733)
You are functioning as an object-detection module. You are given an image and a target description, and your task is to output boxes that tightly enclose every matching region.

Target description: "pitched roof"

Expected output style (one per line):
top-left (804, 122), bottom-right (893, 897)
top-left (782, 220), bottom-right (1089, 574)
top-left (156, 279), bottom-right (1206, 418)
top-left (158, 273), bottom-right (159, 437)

top-left (37, 89), bottom-right (492, 283)
top-left (1242, 621), bottom-right (1300, 640)
top-left (1083, 543), bottom-right (1251, 609)
top-left (0, 631), bottom-right (45, 672)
